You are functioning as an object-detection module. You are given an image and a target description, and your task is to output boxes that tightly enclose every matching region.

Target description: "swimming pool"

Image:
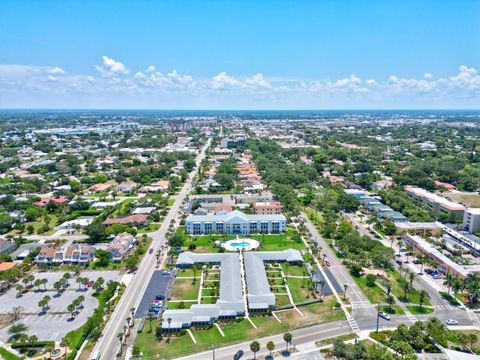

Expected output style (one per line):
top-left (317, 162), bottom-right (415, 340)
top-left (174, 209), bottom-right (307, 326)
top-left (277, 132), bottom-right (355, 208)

top-left (222, 238), bottom-right (260, 251)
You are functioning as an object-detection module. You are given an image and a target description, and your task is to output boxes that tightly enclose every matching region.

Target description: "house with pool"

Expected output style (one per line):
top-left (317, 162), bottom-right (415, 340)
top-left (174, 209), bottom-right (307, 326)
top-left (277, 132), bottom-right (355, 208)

top-left (185, 210), bottom-right (286, 235)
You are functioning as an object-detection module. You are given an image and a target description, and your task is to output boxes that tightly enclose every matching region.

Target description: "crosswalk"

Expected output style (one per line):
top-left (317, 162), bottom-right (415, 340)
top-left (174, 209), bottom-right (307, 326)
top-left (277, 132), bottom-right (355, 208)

top-left (346, 314), bottom-right (360, 332)
top-left (433, 305), bottom-right (456, 310)
top-left (351, 300), bottom-right (375, 309)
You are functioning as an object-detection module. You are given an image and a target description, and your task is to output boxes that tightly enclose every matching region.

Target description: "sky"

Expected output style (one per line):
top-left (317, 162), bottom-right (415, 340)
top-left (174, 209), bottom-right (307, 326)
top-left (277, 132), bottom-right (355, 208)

top-left (0, 0), bottom-right (479, 109)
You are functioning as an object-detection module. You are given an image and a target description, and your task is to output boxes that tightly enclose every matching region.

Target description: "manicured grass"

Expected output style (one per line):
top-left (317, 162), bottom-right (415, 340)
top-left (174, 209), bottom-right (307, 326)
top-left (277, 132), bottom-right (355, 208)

top-left (170, 279), bottom-right (200, 300)
top-left (379, 305), bottom-right (405, 315)
top-left (281, 263), bottom-right (307, 276)
top-left (275, 294), bottom-right (292, 307)
top-left (353, 276), bottom-right (386, 304)
top-left (406, 305), bottom-right (434, 315)
top-left (201, 288), bottom-right (216, 296)
top-left (287, 277), bottom-right (311, 303)
top-left (167, 301), bottom-right (193, 310)
top-left (448, 330), bottom-right (480, 348)
top-left (388, 269), bottom-right (431, 306)
top-left (137, 223), bottom-right (161, 233)
top-left (200, 296), bottom-right (218, 304)
top-left (316, 333), bottom-right (357, 347)
top-left (0, 347), bottom-right (22, 360)
top-left (135, 297), bottom-right (343, 359)
top-left (176, 268), bottom-right (194, 277)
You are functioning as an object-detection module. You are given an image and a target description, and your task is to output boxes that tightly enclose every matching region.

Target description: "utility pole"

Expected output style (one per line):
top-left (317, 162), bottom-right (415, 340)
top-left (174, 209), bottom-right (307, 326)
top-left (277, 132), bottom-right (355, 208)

top-left (376, 303), bottom-right (380, 333)
top-left (212, 344), bottom-right (215, 360)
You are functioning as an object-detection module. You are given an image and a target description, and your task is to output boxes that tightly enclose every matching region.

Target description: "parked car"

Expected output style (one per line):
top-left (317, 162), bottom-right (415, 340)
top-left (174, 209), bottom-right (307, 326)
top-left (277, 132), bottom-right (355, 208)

top-left (395, 259), bottom-right (403, 265)
top-left (234, 350), bottom-right (244, 360)
top-left (378, 312), bottom-right (391, 321)
top-left (87, 280), bottom-right (94, 288)
top-left (149, 248), bottom-right (154, 254)
top-left (445, 319), bottom-right (458, 325)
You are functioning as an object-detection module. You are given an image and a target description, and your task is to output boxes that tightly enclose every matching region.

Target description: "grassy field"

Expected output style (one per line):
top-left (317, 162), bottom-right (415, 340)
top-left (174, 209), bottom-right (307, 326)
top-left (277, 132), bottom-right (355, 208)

top-left (287, 277), bottom-right (311, 303)
top-left (166, 301), bottom-right (193, 310)
top-left (170, 279), bottom-right (200, 300)
top-left (406, 305), bottom-right (434, 315)
top-left (275, 294), bottom-right (292, 307)
top-left (281, 263), bottom-right (307, 276)
top-left (379, 305), bottom-right (405, 315)
top-left (135, 297), bottom-right (344, 359)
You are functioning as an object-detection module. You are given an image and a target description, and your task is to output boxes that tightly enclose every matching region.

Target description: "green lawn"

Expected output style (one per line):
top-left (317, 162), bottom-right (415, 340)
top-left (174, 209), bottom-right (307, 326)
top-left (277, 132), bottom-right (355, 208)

top-left (135, 297), bottom-right (343, 359)
top-left (0, 348), bottom-right (22, 360)
top-left (406, 305), bottom-right (434, 315)
top-left (379, 305), bottom-right (405, 315)
top-left (166, 301), bottom-right (193, 310)
top-left (275, 294), bottom-right (292, 307)
top-left (353, 275), bottom-right (386, 304)
top-left (281, 263), bottom-right (307, 276)
top-left (387, 269), bottom-right (431, 306)
top-left (287, 277), bottom-right (310, 303)
top-left (170, 279), bottom-right (200, 300)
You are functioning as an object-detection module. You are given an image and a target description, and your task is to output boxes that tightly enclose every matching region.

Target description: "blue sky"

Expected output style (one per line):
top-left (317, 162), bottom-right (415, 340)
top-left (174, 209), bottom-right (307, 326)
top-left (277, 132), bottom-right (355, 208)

top-left (1, 0), bottom-right (479, 109)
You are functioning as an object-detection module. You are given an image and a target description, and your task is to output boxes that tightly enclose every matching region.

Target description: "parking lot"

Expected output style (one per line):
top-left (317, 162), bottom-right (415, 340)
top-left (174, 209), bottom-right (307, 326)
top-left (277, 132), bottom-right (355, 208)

top-left (0, 270), bottom-right (120, 341)
top-left (136, 270), bottom-right (175, 318)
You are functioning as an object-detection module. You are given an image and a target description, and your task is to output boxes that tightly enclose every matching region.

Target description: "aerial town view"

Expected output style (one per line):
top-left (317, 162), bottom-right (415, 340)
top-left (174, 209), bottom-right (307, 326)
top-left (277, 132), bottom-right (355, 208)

top-left (1, 1), bottom-right (480, 360)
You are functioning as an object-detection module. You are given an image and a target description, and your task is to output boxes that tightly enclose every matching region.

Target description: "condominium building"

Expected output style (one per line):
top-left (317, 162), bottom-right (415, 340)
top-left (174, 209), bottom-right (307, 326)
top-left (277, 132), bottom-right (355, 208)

top-left (185, 210), bottom-right (286, 235)
top-left (253, 201), bottom-right (283, 215)
top-left (463, 208), bottom-right (480, 233)
top-left (405, 186), bottom-right (465, 220)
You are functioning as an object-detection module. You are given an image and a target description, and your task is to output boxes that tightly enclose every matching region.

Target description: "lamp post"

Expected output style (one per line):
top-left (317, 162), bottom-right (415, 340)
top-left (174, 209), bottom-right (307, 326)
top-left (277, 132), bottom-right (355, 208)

top-left (376, 303), bottom-right (380, 333)
top-left (212, 344), bottom-right (216, 360)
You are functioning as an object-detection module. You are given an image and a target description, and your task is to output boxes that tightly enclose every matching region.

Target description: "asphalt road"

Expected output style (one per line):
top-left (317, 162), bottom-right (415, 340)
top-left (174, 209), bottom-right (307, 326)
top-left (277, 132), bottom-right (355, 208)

top-left (177, 320), bottom-right (351, 360)
top-left (93, 139), bottom-right (211, 360)
top-left (301, 213), bottom-right (376, 318)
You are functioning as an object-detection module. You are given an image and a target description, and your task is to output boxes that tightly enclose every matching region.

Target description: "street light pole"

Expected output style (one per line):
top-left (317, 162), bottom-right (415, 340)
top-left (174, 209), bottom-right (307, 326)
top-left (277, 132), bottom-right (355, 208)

top-left (212, 344), bottom-right (215, 360)
top-left (376, 303), bottom-right (380, 333)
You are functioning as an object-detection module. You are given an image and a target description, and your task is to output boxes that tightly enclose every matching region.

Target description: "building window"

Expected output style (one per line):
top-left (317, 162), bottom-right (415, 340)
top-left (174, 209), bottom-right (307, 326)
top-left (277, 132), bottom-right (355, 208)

top-left (216, 222), bottom-right (224, 233)
top-left (260, 222), bottom-right (269, 233)
top-left (272, 222), bottom-right (280, 233)
top-left (249, 222), bottom-right (257, 233)
top-left (193, 223), bottom-right (201, 235)
top-left (205, 223), bottom-right (213, 234)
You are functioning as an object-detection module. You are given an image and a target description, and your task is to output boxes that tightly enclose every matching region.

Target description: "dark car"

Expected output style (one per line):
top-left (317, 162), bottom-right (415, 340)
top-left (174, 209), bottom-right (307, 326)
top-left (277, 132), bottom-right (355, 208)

top-left (149, 248), bottom-right (154, 254)
top-left (234, 350), bottom-right (244, 360)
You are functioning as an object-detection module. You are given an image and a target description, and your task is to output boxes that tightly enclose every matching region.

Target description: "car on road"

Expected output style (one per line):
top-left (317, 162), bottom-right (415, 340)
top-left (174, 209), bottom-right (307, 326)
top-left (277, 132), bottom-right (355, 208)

top-left (378, 312), bottom-right (391, 321)
top-left (234, 350), bottom-right (244, 360)
top-left (324, 259), bottom-right (331, 267)
top-left (445, 319), bottom-right (458, 325)
top-left (149, 248), bottom-right (154, 254)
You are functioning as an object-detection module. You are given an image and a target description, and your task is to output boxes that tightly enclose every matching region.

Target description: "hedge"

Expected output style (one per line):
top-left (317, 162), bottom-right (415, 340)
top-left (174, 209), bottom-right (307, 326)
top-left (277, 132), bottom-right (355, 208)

top-left (11, 341), bottom-right (54, 349)
top-left (63, 281), bottom-right (118, 360)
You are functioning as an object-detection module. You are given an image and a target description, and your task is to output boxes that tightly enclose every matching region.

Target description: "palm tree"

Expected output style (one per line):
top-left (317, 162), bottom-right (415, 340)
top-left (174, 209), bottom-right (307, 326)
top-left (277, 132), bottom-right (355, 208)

top-left (318, 279), bottom-right (326, 296)
top-left (465, 273), bottom-right (480, 305)
top-left (34, 279), bottom-right (42, 292)
top-left (67, 303), bottom-right (76, 318)
top-left (266, 341), bottom-right (275, 356)
top-left (78, 295), bottom-right (85, 308)
top-left (53, 281), bottom-right (62, 296)
top-left (452, 277), bottom-right (464, 297)
top-left (402, 281), bottom-right (411, 302)
top-left (405, 244), bottom-right (414, 263)
top-left (343, 283), bottom-right (349, 300)
top-left (443, 274), bottom-right (456, 295)
top-left (283, 332), bottom-right (292, 351)
top-left (76, 276), bottom-right (82, 290)
top-left (130, 307), bottom-right (136, 326)
top-left (43, 295), bottom-right (51, 312)
top-left (117, 332), bottom-right (124, 356)
top-left (15, 284), bottom-right (24, 297)
top-left (386, 294), bottom-right (395, 311)
top-left (408, 270), bottom-right (416, 285)
top-left (147, 312), bottom-right (155, 332)
top-left (383, 279), bottom-right (392, 296)
top-left (8, 323), bottom-right (28, 341)
top-left (469, 333), bottom-right (478, 351)
top-left (167, 317), bottom-right (172, 337)
top-left (418, 290), bottom-right (429, 311)
top-left (41, 278), bottom-right (48, 291)
top-left (250, 341), bottom-right (260, 360)
top-left (63, 272), bottom-right (71, 286)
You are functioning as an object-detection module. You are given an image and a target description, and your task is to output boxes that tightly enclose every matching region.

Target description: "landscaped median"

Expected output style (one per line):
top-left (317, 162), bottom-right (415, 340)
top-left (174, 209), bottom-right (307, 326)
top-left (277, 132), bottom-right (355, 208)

top-left (0, 347), bottom-right (22, 360)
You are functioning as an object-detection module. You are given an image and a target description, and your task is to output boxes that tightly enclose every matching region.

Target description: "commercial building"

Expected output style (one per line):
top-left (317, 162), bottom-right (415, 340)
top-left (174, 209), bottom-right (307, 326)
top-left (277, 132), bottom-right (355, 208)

top-left (463, 208), bottom-right (480, 233)
top-left (253, 202), bottom-right (282, 215)
top-left (405, 186), bottom-right (465, 220)
top-left (220, 137), bottom-right (246, 149)
top-left (394, 222), bottom-right (443, 236)
top-left (185, 210), bottom-right (286, 235)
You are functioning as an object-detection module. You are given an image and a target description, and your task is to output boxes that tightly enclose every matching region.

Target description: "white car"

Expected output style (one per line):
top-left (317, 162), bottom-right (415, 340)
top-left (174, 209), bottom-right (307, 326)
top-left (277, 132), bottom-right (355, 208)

top-left (445, 319), bottom-right (458, 325)
top-left (378, 312), bottom-right (391, 321)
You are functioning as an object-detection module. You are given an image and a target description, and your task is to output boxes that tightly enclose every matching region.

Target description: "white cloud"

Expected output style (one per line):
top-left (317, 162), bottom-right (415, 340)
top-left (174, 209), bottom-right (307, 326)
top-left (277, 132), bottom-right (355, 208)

top-left (210, 72), bottom-right (240, 89)
top-left (95, 56), bottom-right (129, 76)
top-left (244, 73), bottom-right (271, 88)
top-left (46, 66), bottom-right (66, 75)
top-left (424, 72), bottom-right (433, 79)
top-left (1, 61), bottom-right (479, 108)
